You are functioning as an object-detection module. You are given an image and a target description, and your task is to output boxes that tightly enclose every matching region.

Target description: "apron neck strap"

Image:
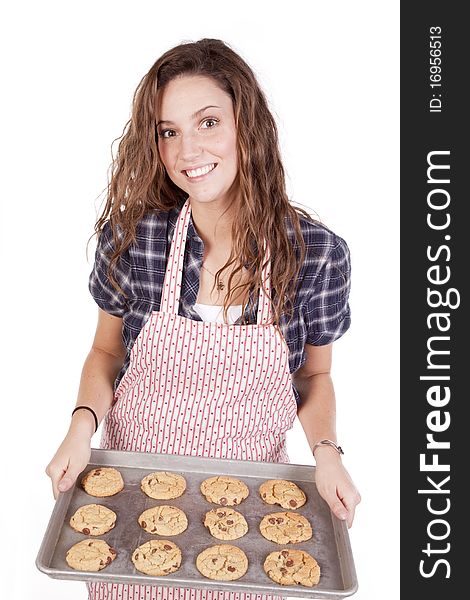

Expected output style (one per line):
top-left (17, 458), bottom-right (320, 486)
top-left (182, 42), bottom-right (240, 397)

top-left (161, 199), bottom-right (273, 325)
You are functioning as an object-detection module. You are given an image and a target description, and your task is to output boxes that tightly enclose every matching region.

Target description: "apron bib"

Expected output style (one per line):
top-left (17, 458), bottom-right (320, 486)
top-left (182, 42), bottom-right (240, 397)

top-left (88, 199), bottom-right (297, 600)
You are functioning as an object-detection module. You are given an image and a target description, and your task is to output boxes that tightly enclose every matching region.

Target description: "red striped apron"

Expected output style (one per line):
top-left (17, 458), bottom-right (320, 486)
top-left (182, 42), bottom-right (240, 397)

top-left (88, 199), bottom-right (297, 600)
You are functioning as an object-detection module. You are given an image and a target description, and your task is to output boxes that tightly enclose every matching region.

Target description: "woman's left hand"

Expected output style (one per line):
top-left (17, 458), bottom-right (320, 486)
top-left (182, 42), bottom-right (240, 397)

top-left (314, 452), bottom-right (361, 528)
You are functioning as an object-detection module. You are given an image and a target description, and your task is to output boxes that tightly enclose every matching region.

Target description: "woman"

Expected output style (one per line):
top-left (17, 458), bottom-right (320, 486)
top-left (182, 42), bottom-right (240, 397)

top-left (46, 38), bottom-right (360, 600)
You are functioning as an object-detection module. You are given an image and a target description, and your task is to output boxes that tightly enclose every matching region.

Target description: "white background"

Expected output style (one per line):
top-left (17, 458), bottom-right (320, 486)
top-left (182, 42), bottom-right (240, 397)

top-left (0, 1), bottom-right (399, 599)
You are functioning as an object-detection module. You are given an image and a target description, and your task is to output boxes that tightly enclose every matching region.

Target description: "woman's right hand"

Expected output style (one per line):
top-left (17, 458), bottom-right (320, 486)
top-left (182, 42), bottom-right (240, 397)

top-left (45, 310), bottom-right (125, 499)
top-left (45, 415), bottom-right (94, 499)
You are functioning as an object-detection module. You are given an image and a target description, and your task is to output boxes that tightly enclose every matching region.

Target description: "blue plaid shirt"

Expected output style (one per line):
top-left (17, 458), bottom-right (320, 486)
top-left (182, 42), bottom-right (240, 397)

top-left (89, 201), bottom-right (351, 404)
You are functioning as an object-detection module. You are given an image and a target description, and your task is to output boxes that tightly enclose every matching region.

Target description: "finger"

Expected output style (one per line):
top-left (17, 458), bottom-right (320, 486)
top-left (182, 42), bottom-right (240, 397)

top-left (45, 465), bottom-right (64, 500)
top-left (50, 476), bottom-right (58, 501)
top-left (345, 505), bottom-right (355, 528)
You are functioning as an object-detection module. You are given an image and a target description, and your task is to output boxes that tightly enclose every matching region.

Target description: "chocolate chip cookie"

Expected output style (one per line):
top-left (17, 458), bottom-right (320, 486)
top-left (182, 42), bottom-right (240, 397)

top-left (138, 505), bottom-right (188, 536)
top-left (259, 512), bottom-right (312, 544)
top-left (204, 508), bottom-right (248, 540)
top-left (196, 544), bottom-right (248, 581)
top-left (140, 471), bottom-right (187, 500)
top-left (70, 503), bottom-right (117, 536)
top-left (132, 540), bottom-right (182, 576)
top-left (200, 476), bottom-right (249, 506)
top-left (81, 467), bottom-right (124, 497)
top-left (66, 539), bottom-right (117, 572)
top-left (259, 480), bottom-right (306, 510)
top-left (263, 549), bottom-right (320, 587)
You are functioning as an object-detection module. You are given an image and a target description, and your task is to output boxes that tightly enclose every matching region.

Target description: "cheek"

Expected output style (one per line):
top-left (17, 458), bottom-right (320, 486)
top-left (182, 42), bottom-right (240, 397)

top-left (157, 142), bottom-right (174, 171)
top-left (215, 131), bottom-right (238, 164)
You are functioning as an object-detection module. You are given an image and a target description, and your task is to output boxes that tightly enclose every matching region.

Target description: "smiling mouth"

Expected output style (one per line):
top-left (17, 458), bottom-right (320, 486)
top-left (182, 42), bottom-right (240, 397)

top-left (183, 163), bottom-right (217, 179)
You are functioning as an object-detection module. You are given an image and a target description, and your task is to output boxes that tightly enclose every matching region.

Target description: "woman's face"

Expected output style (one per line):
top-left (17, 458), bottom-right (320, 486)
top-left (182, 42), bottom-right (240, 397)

top-left (156, 75), bottom-right (238, 207)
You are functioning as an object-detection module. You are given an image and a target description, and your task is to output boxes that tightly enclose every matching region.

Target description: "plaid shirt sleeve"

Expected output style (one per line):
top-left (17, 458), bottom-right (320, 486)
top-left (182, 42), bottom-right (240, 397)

top-left (88, 221), bottom-right (133, 317)
top-left (303, 235), bottom-right (351, 346)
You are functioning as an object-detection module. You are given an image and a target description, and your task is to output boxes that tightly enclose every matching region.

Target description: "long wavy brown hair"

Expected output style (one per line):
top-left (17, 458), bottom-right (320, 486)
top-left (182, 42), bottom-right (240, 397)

top-left (96, 38), bottom-right (316, 327)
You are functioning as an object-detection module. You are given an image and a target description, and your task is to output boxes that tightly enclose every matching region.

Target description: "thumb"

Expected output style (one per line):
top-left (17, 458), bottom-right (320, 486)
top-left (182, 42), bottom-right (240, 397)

top-left (57, 476), bottom-right (73, 492)
top-left (330, 499), bottom-right (349, 522)
top-left (58, 466), bottom-right (81, 493)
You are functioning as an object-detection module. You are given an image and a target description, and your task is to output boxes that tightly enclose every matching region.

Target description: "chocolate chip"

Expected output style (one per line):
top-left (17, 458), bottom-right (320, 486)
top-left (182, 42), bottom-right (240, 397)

top-left (286, 559), bottom-right (294, 567)
top-left (268, 518), bottom-right (276, 524)
top-left (164, 545), bottom-right (172, 550)
top-left (212, 558), bottom-right (218, 564)
top-left (280, 567), bottom-right (287, 574)
top-left (276, 518), bottom-right (284, 524)
top-left (109, 548), bottom-right (117, 555)
top-left (88, 542), bottom-right (93, 547)
top-left (82, 528), bottom-right (90, 535)
top-left (106, 556), bottom-right (112, 565)
top-left (227, 566), bottom-right (236, 572)
top-left (152, 527), bottom-right (157, 532)
top-left (151, 549), bottom-right (157, 554)
top-left (233, 498), bottom-right (238, 504)
top-left (99, 560), bottom-right (104, 566)
top-left (289, 499), bottom-right (297, 507)
top-left (226, 520), bottom-right (233, 525)
top-left (262, 493), bottom-right (267, 498)
top-left (141, 521), bottom-right (147, 528)
top-left (281, 550), bottom-right (289, 557)
top-left (135, 553), bottom-right (140, 560)
top-left (220, 497), bottom-right (227, 505)
top-left (220, 526), bottom-right (227, 531)
top-left (217, 512), bottom-right (225, 517)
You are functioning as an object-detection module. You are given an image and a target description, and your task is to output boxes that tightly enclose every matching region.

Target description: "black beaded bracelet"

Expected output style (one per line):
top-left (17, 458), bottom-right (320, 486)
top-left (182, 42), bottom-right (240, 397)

top-left (71, 405), bottom-right (99, 433)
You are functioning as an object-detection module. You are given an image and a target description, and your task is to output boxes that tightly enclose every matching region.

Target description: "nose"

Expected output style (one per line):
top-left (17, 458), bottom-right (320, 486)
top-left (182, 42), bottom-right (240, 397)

top-left (179, 131), bottom-right (202, 162)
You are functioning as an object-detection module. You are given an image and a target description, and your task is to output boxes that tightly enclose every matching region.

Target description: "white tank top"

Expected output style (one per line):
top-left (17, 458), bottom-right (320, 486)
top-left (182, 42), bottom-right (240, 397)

top-left (193, 303), bottom-right (243, 324)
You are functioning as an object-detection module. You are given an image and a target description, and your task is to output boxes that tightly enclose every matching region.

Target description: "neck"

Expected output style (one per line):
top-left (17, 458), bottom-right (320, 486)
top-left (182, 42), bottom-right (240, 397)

top-left (190, 198), bottom-right (236, 253)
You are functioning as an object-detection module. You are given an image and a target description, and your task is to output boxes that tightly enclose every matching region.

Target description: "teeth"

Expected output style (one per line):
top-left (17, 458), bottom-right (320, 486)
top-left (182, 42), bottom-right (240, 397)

top-left (185, 163), bottom-right (215, 178)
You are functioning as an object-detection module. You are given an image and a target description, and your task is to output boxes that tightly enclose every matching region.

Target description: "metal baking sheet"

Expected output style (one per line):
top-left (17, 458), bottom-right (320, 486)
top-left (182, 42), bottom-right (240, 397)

top-left (36, 448), bottom-right (358, 598)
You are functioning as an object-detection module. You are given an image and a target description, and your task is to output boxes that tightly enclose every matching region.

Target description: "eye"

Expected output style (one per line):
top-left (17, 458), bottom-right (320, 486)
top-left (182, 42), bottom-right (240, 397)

top-left (201, 118), bottom-right (219, 129)
top-left (158, 129), bottom-right (176, 139)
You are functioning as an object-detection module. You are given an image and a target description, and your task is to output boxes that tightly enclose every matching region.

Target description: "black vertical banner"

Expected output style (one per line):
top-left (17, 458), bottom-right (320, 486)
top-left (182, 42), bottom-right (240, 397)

top-left (401, 3), bottom-right (466, 598)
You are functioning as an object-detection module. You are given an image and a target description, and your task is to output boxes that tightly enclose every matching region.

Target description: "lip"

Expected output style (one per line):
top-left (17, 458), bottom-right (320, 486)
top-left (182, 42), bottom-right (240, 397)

top-left (181, 163), bottom-right (218, 182)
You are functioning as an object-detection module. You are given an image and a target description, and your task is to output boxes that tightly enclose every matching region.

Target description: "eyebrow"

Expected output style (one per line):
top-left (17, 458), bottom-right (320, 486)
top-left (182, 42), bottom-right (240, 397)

top-left (156, 105), bottom-right (221, 127)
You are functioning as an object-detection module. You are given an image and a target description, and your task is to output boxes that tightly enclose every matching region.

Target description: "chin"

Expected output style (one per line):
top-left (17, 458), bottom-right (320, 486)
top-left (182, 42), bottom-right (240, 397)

top-left (189, 195), bottom-right (221, 205)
